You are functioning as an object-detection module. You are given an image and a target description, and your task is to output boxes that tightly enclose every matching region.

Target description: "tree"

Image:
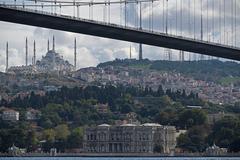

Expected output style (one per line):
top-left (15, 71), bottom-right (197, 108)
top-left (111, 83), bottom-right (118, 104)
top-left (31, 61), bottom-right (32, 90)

top-left (160, 95), bottom-right (172, 106)
top-left (55, 124), bottom-right (70, 141)
top-left (177, 125), bottom-right (210, 152)
top-left (43, 129), bottom-right (56, 143)
top-left (157, 85), bottom-right (164, 96)
top-left (178, 109), bottom-right (207, 129)
top-left (207, 116), bottom-right (240, 151)
top-left (26, 130), bottom-right (39, 152)
top-left (67, 127), bottom-right (84, 148)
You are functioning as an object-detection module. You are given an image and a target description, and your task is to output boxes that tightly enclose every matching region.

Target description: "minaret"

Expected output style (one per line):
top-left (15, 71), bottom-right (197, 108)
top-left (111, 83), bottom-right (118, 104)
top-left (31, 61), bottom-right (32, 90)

top-left (33, 40), bottom-right (36, 65)
top-left (47, 39), bottom-right (50, 52)
top-left (139, 2), bottom-right (143, 60)
top-left (26, 37), bottom-right (28, 66)
top-left (6, 42), bottom-right (8, 72)
top-left (139, 44), bottom-right (142, 60)
top-left (74, 37), bottom-right (77, 71)
top-left (129, 45), bottom-right (132, 59)
top-left (52, 35), bottom-right (55, 51)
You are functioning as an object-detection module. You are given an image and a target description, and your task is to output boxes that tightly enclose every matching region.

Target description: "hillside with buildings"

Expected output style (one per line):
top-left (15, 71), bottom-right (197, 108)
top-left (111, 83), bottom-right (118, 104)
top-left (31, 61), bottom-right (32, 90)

top-left (1, 58), bottom-right (240, 155)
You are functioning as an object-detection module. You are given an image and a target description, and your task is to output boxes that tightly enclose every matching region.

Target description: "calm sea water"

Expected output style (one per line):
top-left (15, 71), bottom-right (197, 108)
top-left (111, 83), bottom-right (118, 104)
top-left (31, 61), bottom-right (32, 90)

top-left (0, 157), bottom-right (239, 160)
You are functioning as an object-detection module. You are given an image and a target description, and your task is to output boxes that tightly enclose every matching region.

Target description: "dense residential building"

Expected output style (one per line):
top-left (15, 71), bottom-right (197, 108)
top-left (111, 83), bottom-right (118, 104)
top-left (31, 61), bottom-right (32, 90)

top-left (1, 108), bottom-right (19, 121)
top-left (26, 108), bottom-right (41, 120)
top-left (73, 65), bottom-right (240, 105)
top-left (83, 123), bottom-right (176, 154)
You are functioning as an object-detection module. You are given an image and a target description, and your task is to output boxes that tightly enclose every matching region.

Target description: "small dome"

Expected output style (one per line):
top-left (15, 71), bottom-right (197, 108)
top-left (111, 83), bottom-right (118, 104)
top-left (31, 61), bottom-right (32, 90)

top-left (98, 124), bottom-right (111, 127)
top-left (141, 123), bottom-right (162, 127)
top-left (121, 124), bottom-right (137, 127)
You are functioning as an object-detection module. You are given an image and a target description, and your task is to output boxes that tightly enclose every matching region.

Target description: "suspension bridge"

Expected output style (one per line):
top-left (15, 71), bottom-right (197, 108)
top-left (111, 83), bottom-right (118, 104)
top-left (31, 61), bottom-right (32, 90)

top-left (0, 0), bottom-right (239, 61)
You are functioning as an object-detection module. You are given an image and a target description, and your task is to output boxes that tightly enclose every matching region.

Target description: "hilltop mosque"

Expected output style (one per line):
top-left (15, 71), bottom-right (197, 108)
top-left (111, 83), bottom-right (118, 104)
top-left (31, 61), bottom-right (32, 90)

top-left (6, 36), bottom-right (76, 75)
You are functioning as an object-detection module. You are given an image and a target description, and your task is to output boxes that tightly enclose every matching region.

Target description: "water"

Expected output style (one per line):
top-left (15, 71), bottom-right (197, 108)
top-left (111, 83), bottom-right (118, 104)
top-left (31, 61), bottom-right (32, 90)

top-left (0, 157), bottom-right (239, 160)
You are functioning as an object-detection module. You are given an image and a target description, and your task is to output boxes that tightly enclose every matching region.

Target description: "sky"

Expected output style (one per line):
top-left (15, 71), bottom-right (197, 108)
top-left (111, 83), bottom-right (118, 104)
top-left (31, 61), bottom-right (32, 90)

top-left (0, 0), bottom-right (239, 72)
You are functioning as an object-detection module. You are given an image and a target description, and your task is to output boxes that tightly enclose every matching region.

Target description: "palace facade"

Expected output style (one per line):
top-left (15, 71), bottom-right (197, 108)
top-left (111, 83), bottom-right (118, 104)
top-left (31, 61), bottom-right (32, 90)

top-left (83, 123), bottom-right (176, 154)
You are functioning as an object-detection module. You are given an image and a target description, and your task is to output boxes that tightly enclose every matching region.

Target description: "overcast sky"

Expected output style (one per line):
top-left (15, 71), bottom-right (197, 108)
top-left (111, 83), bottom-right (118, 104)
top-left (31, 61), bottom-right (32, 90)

top-left (0, 0), bottom-right (239, 72)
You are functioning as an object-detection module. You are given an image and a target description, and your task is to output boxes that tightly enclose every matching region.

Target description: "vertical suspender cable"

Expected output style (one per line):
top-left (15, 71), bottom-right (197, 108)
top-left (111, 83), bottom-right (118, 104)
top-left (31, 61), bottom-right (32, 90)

top-left (235, 0), bottom-right (237, 46)
top-left (108, 0), bottom-right (110, 23)
top-left (180, 0), bottom-right (182, 37)
top-left (219, 0), bottom-right (221, 44)
top-left (200, 0), bottom-right (204, 60)
top-left (148, 1), bottom-right (150, 30)
top-left (104, 1), bottom-right (106, 22)
top-left (73, 0), bottom-right (75, 17)
top-left (224, 0), bottom-right (226, 44)
top-left (152, 0), bottom-right (154, 31)
top-left (231, 0), bottom-right (234, 46)
top-left (163, 0), bottom-right (165, 32)
top-left (166, 0), bottom-right (168, 34)
top-left (188, 0), bottom-right (190, 38)
top-left (135, 2), bottom-right (137, 27)
top-left (201, 0), bottom-right (203, 41)
top-left (91, 0), bottom-right (94, 20)
top-left (125, 0), bottom-right (126, 27)
top-left (176, 0), bottom-right (178, 35)
top-left (212, 0), bottom-right (214, 42)
top-left (89, 4), bottom-right (90, 19)
top-left (207, 0), bottom-right (209, 41)
top-left (194, 0), bottom-right (196, 39)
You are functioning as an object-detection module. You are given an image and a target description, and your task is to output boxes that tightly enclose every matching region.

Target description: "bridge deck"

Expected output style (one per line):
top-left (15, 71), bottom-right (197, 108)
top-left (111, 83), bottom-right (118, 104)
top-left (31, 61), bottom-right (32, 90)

top-left (0, 5), bottom-right (240, 60)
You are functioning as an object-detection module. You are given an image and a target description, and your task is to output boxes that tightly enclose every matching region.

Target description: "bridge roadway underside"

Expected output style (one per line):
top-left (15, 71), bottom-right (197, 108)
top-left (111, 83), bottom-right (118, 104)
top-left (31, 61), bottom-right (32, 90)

top-left (0, 6), bottom-right (240, 61)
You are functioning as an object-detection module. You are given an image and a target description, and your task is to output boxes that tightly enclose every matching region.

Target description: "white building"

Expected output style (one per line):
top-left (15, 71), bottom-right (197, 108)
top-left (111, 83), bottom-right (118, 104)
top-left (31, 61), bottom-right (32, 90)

top-left (2, 108), bottom-right (19, 121)
top-left (83, 123), bottom-right (176, 154)
top-left (205, 144), bottom-right (227, 156)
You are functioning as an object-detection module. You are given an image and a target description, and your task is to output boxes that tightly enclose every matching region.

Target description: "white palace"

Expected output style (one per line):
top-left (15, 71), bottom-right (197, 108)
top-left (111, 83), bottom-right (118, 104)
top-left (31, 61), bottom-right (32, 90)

top-left (83, 123), bottom-right (176, 154)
